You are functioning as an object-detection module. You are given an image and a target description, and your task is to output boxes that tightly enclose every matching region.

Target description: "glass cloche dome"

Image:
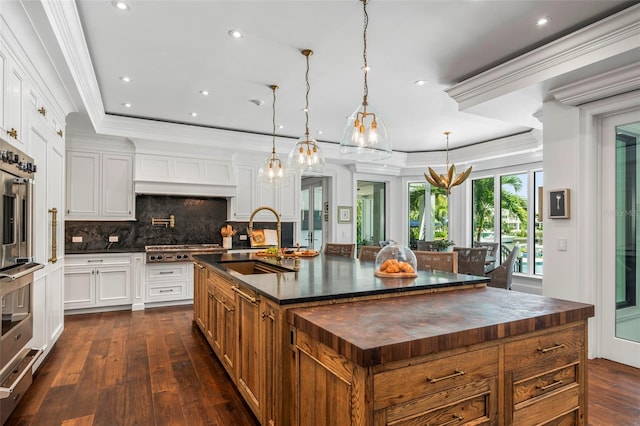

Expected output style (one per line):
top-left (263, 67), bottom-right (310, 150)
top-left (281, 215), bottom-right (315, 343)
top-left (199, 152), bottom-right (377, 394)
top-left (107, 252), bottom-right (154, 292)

top-left (374, 241), bottom-right (417, 277)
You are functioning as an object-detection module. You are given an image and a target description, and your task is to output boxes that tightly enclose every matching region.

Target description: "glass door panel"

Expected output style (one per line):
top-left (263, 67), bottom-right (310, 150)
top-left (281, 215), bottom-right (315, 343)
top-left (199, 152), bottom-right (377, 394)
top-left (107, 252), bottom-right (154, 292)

top-left (615, 124), bottom-right (639, 344)
top-left (300, 179), bottom-right (323, 251)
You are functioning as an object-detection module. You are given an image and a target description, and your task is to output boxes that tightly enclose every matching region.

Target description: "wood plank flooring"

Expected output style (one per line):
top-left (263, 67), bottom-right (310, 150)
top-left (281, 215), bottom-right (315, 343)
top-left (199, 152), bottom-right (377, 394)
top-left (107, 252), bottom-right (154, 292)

top-left (6, 305), bottom-right (640, 425)
top-left (7, 306), bottom-right (259, 426)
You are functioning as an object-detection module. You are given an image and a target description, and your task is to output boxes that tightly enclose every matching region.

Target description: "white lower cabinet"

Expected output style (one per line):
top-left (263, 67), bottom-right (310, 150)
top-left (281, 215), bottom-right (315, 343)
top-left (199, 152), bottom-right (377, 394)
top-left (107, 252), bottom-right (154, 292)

top-left (144, 262), bottom-right (193, 303)
top-left (64, 254), bottom-right (132, 310)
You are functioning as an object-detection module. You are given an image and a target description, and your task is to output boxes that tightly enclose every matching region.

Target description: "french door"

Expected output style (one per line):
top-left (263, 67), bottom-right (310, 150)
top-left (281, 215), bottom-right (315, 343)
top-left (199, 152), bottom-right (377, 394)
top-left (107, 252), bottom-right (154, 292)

top-left (601, 110), bottom-right (640, 368)
top-left (300, 178), bottom-right (323, 251)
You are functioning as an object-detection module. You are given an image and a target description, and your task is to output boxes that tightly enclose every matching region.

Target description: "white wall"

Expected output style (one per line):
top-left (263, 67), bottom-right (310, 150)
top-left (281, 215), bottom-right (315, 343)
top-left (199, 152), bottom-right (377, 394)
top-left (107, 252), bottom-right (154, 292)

top-left (541, 101), bottom-right (582, 302)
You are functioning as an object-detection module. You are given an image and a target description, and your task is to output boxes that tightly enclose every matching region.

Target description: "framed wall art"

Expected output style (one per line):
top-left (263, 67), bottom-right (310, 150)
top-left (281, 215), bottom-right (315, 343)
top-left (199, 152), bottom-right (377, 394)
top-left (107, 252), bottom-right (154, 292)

top-left (549, 188), bottom-right (570, 219)
top-left (337, 206), bottom-right (352, 224)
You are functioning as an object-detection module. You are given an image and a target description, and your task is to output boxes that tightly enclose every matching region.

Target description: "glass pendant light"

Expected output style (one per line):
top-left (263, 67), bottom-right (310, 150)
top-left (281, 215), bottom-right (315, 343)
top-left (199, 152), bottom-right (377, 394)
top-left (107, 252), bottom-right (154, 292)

top-left (257, 85), bottom-right (286, 187)
top-left (287, 49), bottom-right (325, 176)
top-left (340, 0), bottom-right (391, 161)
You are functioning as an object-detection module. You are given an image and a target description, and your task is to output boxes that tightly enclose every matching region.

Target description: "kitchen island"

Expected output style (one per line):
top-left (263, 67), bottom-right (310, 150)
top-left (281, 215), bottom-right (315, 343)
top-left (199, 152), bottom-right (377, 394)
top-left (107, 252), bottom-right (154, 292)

top-left (193, 253), bottom-right (594, 425)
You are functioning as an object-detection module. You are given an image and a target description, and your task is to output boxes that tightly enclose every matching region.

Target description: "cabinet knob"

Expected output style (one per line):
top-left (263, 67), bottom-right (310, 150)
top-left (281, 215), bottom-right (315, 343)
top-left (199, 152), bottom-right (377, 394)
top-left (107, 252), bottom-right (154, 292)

top-left (38, 106), bottom-right (47, 116)
top-left (57, 130), bottom-right (64, 138)
top-left (7, 128), bottom-right (17, 139)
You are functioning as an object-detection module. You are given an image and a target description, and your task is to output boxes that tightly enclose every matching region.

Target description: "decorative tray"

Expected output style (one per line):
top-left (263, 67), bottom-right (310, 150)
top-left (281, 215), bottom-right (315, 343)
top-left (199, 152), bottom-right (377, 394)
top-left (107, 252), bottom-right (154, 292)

top-left (257, 250), bottom-right (319, 258)
top-left (374, 271), bottom-right (418, 278)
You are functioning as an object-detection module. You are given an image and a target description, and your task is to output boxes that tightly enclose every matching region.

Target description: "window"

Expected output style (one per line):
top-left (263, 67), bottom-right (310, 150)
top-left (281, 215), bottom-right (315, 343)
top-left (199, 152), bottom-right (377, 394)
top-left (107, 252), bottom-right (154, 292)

top-left (406, 182), bottom-right (449, 248)
top-left (431, 186), bottom-right (448, 240)
top-left (472, 177), bottom-right (494, 243)
top-left (471, 168), bottom-right (543, 278)
top-left (408, 182), bottom-right (427, 249)
top-left (500, 173), bottom-right (528, 271)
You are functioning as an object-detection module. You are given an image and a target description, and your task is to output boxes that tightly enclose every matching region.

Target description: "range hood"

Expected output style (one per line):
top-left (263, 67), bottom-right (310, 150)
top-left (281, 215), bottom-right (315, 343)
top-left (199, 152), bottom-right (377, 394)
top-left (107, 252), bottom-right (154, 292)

top-left (133, 140), bottom-right (237, 197)
top-left (134, 179), bottom-right (236, 197)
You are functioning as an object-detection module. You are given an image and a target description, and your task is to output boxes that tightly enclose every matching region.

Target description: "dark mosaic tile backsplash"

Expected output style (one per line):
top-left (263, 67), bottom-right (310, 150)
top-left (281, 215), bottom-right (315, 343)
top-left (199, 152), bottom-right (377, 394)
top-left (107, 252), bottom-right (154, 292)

top-left (65, 195), bottom-right (293, 251)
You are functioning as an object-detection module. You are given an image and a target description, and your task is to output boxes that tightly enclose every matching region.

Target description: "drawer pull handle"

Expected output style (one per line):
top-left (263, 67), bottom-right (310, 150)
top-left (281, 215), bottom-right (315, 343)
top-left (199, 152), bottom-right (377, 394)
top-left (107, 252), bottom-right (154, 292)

top-left (232, 286), bottom-right (258, 304)
top-left (159, 289), bottom-right (174, 293)
top-left (436, 414), bottom-right (464, 426)
top-left (214, 296), bottom-right (235, 312)
top-left (427, 369), bottom-right (465, 383)
top-left (87, 259), bottom-right (104, 263)
top-left (159, 271), bottom-right (174, 275)
top-left (537, 343), bottom-right (566, 353)
top-left (537, 380), bottom-right (564, 391)
top-left (261, 311), bottom-right (276, 321)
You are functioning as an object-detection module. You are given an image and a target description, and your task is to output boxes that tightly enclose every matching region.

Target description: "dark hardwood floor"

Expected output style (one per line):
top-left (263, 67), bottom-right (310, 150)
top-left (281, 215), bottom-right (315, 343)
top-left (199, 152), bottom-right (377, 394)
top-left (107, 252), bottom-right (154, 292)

top-left (7, 306), bottom-right (259, 426)
top-left (6, 305), bottom-right (640, 425)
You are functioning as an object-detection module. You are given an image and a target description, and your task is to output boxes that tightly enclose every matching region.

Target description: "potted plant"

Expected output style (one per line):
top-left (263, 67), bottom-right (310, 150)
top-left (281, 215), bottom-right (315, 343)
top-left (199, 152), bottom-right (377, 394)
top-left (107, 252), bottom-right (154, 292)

top-left (433, 239), bottom-right (455, 252)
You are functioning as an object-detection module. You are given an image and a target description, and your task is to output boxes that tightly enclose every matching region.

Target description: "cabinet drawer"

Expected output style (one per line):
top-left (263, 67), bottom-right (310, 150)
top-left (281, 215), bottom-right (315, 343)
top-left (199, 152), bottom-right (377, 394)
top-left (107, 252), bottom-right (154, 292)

top-left (513, 363), bottom-right (578, 405)
top-left (146, 283), bottom-right (186, 300)
top-left (374, 346), bottom-right (499, 410)
top-left (513, 383), bottom-right (579, 425)
top-left (505, 324), bottom-right (583, 373)
top-left (66, 254), bottom-right (132, 266)
top-left (541, 409), bottom-right (578, 426)
top-left (146, 264), bottom-right (188, 281)
top-left (381, 377), bottom-right (496, 426)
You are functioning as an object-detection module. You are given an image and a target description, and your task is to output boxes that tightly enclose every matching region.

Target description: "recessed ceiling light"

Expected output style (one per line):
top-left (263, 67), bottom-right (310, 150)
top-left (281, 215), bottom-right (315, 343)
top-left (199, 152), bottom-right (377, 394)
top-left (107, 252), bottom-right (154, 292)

top-left (122, 103), bottom-right (132, 108)
top-left (119, 76), bottom-right (131, 83)
top-left (111, 1), bottom-right (130, 11)
top-left (200, 90), bottom-right (209, 96)
top-left (189, 112), bottom-right (198, 117)
top-left (317, 130), bottom-right (323, 135)
top-left (414, 80), bottom-right (426, 86)
top-left (228, 29), bottom-right (244, 38)
top-left (278, 125), bottom-right (284, 129)
top-left (537, 16), bottom-right (551, 26)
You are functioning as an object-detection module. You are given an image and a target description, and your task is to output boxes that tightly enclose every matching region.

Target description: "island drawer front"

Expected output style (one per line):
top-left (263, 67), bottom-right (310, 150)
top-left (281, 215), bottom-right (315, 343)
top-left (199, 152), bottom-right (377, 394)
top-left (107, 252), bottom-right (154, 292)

top-left (374, 346), bottom-right (499, 410)
top-left (513, 363), bottom-right (578, 405)
top-left (504, 324), bottom-right (584, 371)
top-left (512, 383), bottom-right (580, 425)
top-left (379, 377), bottom-right (497, 426)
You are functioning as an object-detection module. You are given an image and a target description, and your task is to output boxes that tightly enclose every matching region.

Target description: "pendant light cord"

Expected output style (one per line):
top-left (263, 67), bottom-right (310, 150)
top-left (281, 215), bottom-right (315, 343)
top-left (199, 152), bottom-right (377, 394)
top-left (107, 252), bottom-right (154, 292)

top-left (272, 86), bottom-right (277, 155)
top-left (362, 0), bottom-right (369, 106)
top-left (445, 131), bottom-right (450, 166)
top-left (303, 51), bottom-right (312, 139)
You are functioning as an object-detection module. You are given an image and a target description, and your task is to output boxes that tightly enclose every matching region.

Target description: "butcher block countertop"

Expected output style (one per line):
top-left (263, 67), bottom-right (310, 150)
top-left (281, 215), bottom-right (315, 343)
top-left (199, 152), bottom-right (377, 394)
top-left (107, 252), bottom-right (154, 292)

top-left (289, 286), bottom-right (595, 367)
top-left (193, 252), bottom-right (489, 305)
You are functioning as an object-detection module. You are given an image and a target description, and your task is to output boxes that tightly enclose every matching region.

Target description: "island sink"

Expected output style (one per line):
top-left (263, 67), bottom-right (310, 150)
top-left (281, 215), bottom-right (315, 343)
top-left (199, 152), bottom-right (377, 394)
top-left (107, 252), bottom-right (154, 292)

top-left (221, 260), bottom-right (291, 275)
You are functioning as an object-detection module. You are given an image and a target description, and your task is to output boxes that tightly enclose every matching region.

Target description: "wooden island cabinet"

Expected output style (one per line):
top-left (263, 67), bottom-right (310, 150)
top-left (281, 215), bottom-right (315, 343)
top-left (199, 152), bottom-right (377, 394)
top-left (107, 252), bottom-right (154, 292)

top-left (192, 253), bottom-right (593, 426)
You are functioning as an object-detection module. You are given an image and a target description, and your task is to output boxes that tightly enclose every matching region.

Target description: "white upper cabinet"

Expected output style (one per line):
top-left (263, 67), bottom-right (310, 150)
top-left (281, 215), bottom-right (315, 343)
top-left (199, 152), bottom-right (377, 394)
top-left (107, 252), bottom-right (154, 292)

top-left (0, 42), bottom-right (25, 148)
top-left (101, 153), bottom-right (134, 217)
top-left (66, 148), bottom-right (134, 220)
top-left (230, 163), bottom-right (299, 222)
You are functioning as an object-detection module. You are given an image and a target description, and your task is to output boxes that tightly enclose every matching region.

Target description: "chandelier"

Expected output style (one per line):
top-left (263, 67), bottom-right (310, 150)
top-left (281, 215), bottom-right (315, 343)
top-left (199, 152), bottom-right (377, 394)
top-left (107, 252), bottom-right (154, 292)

top-left (339, 0), bottom-right (391, 161)
top-left (424, 132), bottom-right (472, 195)
top-left (287, 49), bottom-right (325, 175)
top-left (257, 85), bottom-right (286, 187)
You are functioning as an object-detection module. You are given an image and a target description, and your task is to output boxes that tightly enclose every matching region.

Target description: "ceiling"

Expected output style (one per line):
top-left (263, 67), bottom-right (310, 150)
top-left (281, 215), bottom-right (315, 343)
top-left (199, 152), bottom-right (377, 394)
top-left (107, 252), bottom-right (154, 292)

top-left (73, 0), bottom-right (636, 153)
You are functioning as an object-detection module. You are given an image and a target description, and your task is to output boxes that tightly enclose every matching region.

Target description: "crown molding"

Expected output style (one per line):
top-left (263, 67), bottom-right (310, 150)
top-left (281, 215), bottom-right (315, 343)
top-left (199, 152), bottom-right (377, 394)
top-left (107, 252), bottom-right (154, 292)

top-left (549, 62), bottom-right (640, 106)
top-left (40, 0), bottom-right (105, 127)
top-left (446, 4), bottom-right (640, 110)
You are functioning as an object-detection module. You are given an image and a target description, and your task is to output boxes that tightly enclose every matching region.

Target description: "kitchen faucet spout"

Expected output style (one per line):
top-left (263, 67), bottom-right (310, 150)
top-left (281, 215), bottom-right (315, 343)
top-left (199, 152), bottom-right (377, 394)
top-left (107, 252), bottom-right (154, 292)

top-left (248, 206), bottom-right (282, 257)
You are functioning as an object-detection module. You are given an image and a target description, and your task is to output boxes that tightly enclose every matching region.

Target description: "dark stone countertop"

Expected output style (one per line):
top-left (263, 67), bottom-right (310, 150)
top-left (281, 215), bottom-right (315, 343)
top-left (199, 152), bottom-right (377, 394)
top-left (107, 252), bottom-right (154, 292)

top-left (290, 287), bottom-right (595, 367)
top-left (193, 252), bottom-right (489, 305)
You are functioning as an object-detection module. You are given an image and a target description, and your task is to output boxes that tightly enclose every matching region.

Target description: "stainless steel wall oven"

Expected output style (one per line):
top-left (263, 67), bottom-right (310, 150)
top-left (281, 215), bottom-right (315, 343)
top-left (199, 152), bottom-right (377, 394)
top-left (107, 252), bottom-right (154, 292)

top-left (0, 138), bottom-right (42, 424)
